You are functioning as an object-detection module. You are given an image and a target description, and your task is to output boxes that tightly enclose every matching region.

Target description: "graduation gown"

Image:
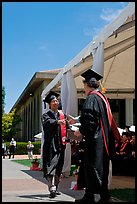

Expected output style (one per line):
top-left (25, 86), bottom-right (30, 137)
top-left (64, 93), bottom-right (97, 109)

top-left (41, 109), bottom-right (66, 178)
top-left (79, 91), bottom-right (120, 194)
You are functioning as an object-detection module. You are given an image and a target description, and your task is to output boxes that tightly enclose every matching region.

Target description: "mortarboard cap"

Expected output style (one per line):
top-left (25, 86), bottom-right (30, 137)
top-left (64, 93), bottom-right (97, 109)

top-left (81, 69), bottom-right (103, 82)
top-left (122, 131), bottom-right (131, 137)
top-left (125, 125), bottom-right (130, 129)
top-left (43, 91), bottom-right (60, 104)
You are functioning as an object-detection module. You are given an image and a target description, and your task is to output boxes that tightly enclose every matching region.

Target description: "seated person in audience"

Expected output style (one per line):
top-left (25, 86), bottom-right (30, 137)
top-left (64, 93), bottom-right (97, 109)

top-left (124, 125), bottom-right (130, 132)
top-left (130, 134), bottom-right (135, 157)
top-left (119, 132), bottom-right (132, 156)
top-left (115, 135), bottom-right (123, 155)
top-left (113, 132), bottom-right (133, 175)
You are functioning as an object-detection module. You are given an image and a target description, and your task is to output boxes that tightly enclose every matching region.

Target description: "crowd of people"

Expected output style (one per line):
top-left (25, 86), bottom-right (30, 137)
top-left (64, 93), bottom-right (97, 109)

top-left (113, 129), bottom-right (135, 176)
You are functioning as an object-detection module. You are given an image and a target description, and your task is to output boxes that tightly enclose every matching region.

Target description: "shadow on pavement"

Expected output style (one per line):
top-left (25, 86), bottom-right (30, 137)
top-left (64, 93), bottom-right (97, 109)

top-left (20, 170), bottom-right (129, 202)
top-left (21, 169), bottom-right (83, 200)
top-left (19, 194), bottom-right (49, 200)
top-left (21, 169), bottom-right (46, 184)
top-left (19, 194), bottom-right (74, 202)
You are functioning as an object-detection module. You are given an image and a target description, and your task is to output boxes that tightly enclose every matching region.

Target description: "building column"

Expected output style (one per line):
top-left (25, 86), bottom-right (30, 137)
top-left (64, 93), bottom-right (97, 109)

top-left (125, 99), bottom-right (133, 126)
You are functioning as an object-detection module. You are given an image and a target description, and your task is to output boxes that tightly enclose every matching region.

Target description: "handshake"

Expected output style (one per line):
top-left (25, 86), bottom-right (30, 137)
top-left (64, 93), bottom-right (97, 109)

top-left (67, 115), bottom-right (80, 125)
top-left (58, 115), bottom-right (80, 126)
top-left (58, 115), bottom-right (81, 137)
top-left (67, 115), bottom-right (81, 137)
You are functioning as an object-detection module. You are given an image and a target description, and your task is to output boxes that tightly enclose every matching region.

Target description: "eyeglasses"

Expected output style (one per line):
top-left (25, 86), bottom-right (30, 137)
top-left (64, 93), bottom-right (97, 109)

top-left (50, 99), bottom-right (59, 104)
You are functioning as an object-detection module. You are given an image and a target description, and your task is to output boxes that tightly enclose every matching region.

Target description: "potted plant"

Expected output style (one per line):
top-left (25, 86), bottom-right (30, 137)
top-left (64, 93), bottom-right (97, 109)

top-left (30, 156), bottom-right (40, 169)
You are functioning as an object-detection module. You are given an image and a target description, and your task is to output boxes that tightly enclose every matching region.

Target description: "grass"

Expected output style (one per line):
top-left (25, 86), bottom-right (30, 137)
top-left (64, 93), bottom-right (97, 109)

top-left (12, 159), bottom-right (135, 202)
top-left (12, 159), bottom-right (40, 167)
top-left (109, 188), bottom-right (135, 202)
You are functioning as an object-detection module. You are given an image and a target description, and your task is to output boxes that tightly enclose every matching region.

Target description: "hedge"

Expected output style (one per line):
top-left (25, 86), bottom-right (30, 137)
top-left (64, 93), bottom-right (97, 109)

top-left (5, 141), bottom-right (41, 155)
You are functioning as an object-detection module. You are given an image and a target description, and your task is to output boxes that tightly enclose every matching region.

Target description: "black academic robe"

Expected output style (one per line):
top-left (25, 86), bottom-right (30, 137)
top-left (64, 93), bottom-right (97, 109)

top-left (41, 109), bottom-right (66, 178)
top-left (79, 91), bottom-right (116, 195)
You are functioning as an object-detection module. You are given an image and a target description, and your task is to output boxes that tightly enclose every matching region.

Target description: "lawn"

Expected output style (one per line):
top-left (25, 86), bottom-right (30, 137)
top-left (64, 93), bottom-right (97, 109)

top-left (12, 159), bottom-right (40, 167)
top-left (12, 159), bottom-right (135, 202)
top-left (109, 188), bottom-right (135, 202)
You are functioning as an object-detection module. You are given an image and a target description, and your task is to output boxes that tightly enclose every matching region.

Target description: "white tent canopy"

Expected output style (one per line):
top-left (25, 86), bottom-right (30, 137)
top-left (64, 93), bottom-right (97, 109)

top-left (41, 2), bottom-right (135, 100)
top-left (34, 132), bottom-right (42, 139)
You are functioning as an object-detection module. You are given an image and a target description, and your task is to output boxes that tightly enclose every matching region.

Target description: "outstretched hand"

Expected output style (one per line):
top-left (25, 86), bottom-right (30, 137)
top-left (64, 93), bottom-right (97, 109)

top-left (74, 129), bottom-right (81, 137)
top-left (58, 119), bottom-right (66, 125)
top-left (67, 115), bottom-right (77, 125)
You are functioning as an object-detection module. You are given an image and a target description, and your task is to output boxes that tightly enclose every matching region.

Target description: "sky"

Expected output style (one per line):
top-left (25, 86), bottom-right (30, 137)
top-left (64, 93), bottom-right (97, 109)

top-left (2, 2), bottom-right (129, 113)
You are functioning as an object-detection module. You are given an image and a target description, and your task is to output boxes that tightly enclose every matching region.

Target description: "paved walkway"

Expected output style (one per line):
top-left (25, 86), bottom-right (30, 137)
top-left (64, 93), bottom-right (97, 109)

top-left (2, 155), bottom-right (135, 202)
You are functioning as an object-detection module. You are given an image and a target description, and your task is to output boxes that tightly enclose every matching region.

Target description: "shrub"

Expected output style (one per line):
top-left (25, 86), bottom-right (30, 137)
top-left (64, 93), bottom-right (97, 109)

top-left (5, 141), bottom-right (41, 155)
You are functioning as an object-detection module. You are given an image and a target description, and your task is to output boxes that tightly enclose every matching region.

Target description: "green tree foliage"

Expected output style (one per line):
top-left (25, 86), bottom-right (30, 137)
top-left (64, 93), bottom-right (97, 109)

top-left (2, 86), bottom-right (5, 115)
top-left (2, 109), bottom-right (22, 141)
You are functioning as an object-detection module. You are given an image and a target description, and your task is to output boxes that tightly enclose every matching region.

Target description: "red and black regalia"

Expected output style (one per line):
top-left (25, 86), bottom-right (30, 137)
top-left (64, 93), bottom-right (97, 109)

top-left (41, 109), bottom-right (67, 186)
top-left (79, 90), bottom-right (120, 200)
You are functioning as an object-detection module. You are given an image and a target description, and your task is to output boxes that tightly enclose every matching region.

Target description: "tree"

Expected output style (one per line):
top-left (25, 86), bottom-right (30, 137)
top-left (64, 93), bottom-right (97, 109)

top-left (2, 86), bottom-right (5, 115)
top-left (2, 109), bottom-right (22, 141)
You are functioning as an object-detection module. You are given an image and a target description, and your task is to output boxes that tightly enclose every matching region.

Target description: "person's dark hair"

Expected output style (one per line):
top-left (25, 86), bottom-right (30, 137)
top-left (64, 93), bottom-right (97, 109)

top-left (83, 77), bottom-right (99, 88)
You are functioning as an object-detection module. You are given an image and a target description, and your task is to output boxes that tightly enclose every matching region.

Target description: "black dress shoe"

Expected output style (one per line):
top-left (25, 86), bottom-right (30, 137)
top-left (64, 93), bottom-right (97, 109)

top-left (49, 191), bottom-right (56, 198)
top-left (56, 190), bottom-right (61, 195)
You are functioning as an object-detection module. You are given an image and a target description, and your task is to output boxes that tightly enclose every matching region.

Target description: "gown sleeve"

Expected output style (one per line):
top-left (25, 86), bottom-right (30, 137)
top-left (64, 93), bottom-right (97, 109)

top-left (79, 95), bottom-right (100, 136)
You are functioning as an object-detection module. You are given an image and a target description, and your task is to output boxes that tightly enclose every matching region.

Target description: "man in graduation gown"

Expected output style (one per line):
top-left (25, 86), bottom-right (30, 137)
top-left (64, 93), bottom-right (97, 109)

top-left (69, 70), bottom-right (121, 203)
top-left (41, 91), bottom-right (67, 198)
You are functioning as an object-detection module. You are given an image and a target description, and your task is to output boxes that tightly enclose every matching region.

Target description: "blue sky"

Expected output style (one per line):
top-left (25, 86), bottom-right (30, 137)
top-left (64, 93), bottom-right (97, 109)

top-left (2, 2), bottom-right (129, 113)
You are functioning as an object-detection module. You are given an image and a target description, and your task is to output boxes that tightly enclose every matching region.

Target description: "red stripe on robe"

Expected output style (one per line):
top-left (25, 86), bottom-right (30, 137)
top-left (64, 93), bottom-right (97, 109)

top-left (58, 110), bottom-right (67, 145)
top-left (89, 91), bottom-right (121, 156)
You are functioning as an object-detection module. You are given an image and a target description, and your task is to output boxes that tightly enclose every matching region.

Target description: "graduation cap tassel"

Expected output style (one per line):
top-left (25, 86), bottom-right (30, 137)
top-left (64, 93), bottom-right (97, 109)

top-left (100, 82), bottom-right (106, 94)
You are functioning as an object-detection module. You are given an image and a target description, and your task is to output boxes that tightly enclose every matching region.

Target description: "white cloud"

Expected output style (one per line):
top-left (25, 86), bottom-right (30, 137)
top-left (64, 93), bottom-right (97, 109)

top-left (120, 2), bottom-right (129, 8)
top-left (83, 3), bottom-right (128, 39)
top-left (100, 8), bottom-right (123, 23)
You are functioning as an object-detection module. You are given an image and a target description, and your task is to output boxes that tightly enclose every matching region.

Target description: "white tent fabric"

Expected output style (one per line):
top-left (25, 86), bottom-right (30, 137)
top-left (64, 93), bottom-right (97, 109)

top-left (34, 132), bottom-right (42, 139)
top-left (61, 70), bottom-right (78, 176)
top-left (61, 70), bottom-right (78, 117)
top-left (92, 42), bottom-right (104, 77)
top-left (41, 2), bottom-right (135, 100)
top-left (62, 142), bottom-right (72, 177)
top-left (40, 100), bottom-right (50, 168)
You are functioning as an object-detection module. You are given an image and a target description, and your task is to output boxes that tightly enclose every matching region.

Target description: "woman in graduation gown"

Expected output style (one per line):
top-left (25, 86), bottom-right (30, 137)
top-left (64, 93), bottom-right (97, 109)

top-left (41, 91), bottom-right (67, 198)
